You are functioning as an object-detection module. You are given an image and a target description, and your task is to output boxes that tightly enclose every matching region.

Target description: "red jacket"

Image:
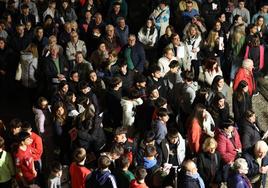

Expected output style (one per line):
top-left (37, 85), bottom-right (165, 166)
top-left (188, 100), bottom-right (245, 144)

top-left (69, 162), bottom-right (91, 188)
top-left (130, 179), bottom-right (149, 188)
top-left (233, 68), bottom-right (255, 96)
top-left (30, 132), bottom-right (43, 161)
top-left (216, 128), bottom-right (242, 164)
top-left (187, 118), bottom-right (203, 154)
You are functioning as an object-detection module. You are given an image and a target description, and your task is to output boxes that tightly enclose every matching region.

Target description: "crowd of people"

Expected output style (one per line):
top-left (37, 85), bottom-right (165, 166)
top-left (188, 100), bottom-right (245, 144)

top-left (0, 0), bottom-right (268, 187)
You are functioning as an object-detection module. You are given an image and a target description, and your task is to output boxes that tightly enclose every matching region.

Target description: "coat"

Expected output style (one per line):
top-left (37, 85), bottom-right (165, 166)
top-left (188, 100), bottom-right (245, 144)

top-left (187, 118), bottom-right (203, 154)
top-left (121, 97), bottom-right (143, 127)
top-left (233, 68), bottom-right (255, 96)
top-left (227, 173), bottom-right (251, 188)
top-left (232, 91), bottom-right (252, 123)
top-left (216, 128), bottom-right (242, 164)
top-left (66, 40), bottom-right (87, 61)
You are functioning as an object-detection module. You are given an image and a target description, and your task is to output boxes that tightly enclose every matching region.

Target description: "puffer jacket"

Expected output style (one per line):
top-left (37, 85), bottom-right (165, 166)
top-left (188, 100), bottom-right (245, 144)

top-left (20, 51), bottom-right (38, 88)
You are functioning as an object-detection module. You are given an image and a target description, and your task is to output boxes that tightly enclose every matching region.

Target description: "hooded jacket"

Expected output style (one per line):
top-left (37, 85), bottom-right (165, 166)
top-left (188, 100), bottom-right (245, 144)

top-left (87, 169), bottom-right (117, 188)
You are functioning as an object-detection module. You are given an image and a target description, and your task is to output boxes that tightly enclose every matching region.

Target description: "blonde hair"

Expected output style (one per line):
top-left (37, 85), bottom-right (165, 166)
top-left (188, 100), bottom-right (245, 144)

top-left (202, 137), bottom-right (218, 152)
top-left (206, 30), bottom-right (218, 50)
top-left (25, 43), bottom-right (39, 58)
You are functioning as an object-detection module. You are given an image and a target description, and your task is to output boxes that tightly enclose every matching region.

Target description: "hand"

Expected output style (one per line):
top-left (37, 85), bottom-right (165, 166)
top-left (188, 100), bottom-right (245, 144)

top-left (33, 170), bottom-right (37, 177)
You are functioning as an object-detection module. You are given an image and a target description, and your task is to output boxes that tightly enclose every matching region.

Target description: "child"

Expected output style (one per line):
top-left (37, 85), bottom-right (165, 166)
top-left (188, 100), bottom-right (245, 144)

top-left (48, 161), bottom-right (62, 188)
top-left (164, 60), bottom-right (183, 91)
top-left (69, 148), bottom-right (91, 188)
top-left (130, 167), bottom-right (149, 188)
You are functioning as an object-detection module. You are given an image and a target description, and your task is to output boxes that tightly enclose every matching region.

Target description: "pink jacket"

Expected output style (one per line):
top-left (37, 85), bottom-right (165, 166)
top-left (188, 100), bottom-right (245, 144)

top-left (244, 45), bottom-right (265, 69)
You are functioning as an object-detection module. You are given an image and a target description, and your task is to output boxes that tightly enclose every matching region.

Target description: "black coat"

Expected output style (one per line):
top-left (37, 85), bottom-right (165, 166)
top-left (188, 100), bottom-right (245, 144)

top-left (232, 91), bottom-right (252, 124)
top-left (180, 174), bottom-right (202, 188)
top-left (240, 119), bottom-right (263, 152)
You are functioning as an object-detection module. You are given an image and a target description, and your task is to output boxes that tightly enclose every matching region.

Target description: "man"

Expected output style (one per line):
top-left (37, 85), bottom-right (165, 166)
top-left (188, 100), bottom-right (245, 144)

top-left (180, 160), bottom-right (205, 188)
top-left (120, 34), bottom-right (146, 73)
top-left (32, 26), bottom-right (48, 56)
top-left (115, 17), bottom-right (129, 46)
top-left (231, 0), bottom-right (250, 25)
top-left (201, 0), bottom-right (221, 30)
top-left (106, 1), bottom-right (124, 26)
top-left (167, 33), bottom-right (191, 71)
top-left (101, 24), bottom-right (121, 53)
top-left (251, 4), bottom-right (268, 24)
top-left (18, 4), bottom-right (36, 26)
top-left (66, 31), bottom-right (87, 62)
top-left (181, 0), bottom-right (199, 26)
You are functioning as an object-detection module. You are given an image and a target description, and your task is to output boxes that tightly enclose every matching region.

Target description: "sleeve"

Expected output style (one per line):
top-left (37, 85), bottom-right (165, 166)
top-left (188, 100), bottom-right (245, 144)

top-left (7, 152), bottom-right (15, 176)
top-left (138, 29), bottom-right (146, 44)
top-left (188, 121), bottom-right (201, 153)
top-left (82, 41), bottom-right (87, 58)
top-left (66, 43), bottom-right (73, 61)
top-left (31, 135), bottom-right (43, 160)
top-left (216, 135), bottom-right (235, 164)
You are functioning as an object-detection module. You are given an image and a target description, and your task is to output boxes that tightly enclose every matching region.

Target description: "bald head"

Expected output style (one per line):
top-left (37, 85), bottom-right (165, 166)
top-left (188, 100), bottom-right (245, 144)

top-left (183, 160), bottom-right (198, 174)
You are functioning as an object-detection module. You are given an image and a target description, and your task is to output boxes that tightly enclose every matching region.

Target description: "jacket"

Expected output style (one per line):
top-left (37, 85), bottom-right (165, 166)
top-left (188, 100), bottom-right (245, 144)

top-left (121, 97), bottom-right (143, 127)
top-left (86, 169), bottom-right (117, 188)
top-left (69, 162), bottom-right (91, 188)
top-left (66, 40), bottom-right (87, 61)
top-left (240, 119), bottom-right (262, 152)
top-left (138, 27), bottom-right (158, 47)
top-left (232, 91), bottom-right (252, 124)
top-left (233, 68), bottom-right (255, 96)
top-left (180, 174), bottom-right (202, 188)
top-left (160, 133), bottom-right (185, 166)
top-left (150, 5), bottom-right (170, 36)
top-left (19, 51), bottom-right (38, 88)
top-left (129, 179), bottom-right (148, 188)
top-left (153, 120), bottom-right (167, 145)
top-left (0, 150), bottom-right (15, 183)
top-left (187, 118), bottom-right (203, 154)
top-left (216, 128), bottom-right (242, 164)
top-left (227, 173), bottom-right (251, 188)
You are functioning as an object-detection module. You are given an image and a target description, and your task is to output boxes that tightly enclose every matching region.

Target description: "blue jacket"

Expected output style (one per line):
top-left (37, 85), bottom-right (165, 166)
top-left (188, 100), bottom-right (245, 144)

top-left (227, 173), bottom-right (251, 188)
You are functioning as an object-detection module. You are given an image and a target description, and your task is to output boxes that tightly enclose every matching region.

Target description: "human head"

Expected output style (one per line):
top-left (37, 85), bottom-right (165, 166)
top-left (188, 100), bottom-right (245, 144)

top-left (254, 140), bottom-right (268, 159)
top-left (171, 33), bottom-right (180, 46)
top-left (186, 0), bottom-right (193, 11)
top-left (147, 85), bottom-right (159, 100)
top-left (128, 34), bottom-right (136, 47)
top-left (146, 18), bottom-right (154, 28)
top-left (165, 25), bottom-right (175, 36)
top-left (98, 155), bottom-right (111, 169)
top-left (117, 17), bottom-right (126, 28)
top-left (144, 131), bottom-right (155, 145)
top-left (204, 58), bottom-right (219, 72)
top-left (202, 137), bottom-right (217, 154)
top-left (244, 110), bottom-right (256, 123)
top-left (220, 118), bottom-right (234, 134)
top-left (135, 166), bottom-right (147, 181)
top-left (0, 136), bottom-right (5, 150)
top-left (112, 2), bottom-right (121, 13)
top-left (21, 3), bottom-right (29, 15)
top-left (21, 121), bottom-right (32, 133)
top-left (105, 24), bottom-right (115, 37)
top-left (70, 71), bottom-right (79, 82)
top-left (18, 131), bottom-right (32, 146)
top-left (237, 80), bottom-right (248, 93)
top-left (183, 70), bottom-right (194, 82)
top-left (157, 108), bottom-right (169, 123)
top-left (73, 147), bottom-right (87, 164)
top-left (75, 51), bottom-right (84, 63)
top-left (167, 127), bottom-right (180, 144)
top-left (0, 37), bottom-right (6, 50)
top-left (59, 81), bottom-right (69, 94)
top-left (242, 59), bottom-right (254, 71)
top-left (50, 44), bottom-right (59, 59)
top-left (150, 64), bottom-right (162, 79)
top-left (16, 24), bottom-right (25, 36)
top-left (9, 118), bottom-right (22, 135)
top-left (155, 97), bottom-right (167, 109)
top-left (213, 92), bottom-right (226, 109)
top-left (183, 160), bottom-right (198, 175)
top-left (94, 12), bottom-right (102, 25)
top-left (212, 75), bottom-right (224, 89)
top-left (109, 143), bottom-right (124, 160)
top-left (35, 26), bottom-right (44, 39)
top-left (256, 15), bottom-right (265, 26)
top-left (145, 145), bottom-right (157, 157)
top-left (117, 155), bottom-right (130, 169)
top-left (135, 74), bottom-right (147, 88)
top-left (37, 97), bottom-right (48, 110)
top-left (238, 0), bottom-right (245, 9)
top-left (214, 21), bottom-right (221, 31)
top-left (50, 161), bottom-right (63, 177)
top-left (169, 60), bottom-right (180, 72)
top-left (109, 76), bottom-right (122, 89)
top-left (114, 127), bottom-right (127, 143)
top-left (79, 81), bottom-right (91, 94)
top-left (89, 70), bottom-right (97, 82)
top-left (70, 31), bottom-right (79, 43)
top-left (233, 158), bottom-right (248, 174)
top-left (163, 47), bottom-right (174, 60)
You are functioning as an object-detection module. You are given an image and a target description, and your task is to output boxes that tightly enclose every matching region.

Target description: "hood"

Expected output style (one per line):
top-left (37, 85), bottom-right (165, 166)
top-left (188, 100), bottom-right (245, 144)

top-left (95, 170), bottom-right (112, 185)
top-left (20, 51), bottom-right (34, 62)
top-left (143, 157), bottom-right (157, 169)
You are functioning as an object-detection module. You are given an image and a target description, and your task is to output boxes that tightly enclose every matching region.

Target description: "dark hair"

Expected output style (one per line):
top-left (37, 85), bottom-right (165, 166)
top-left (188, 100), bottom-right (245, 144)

top-left (127, 88), bottom-right (141, 99)
top-left (0, 136), bottom-right (4, 149)
top-left (145, 145), bottom-right (157, 157)
top-left (21, 121), bottom-right (32, 132)
top-left (17, 131), bottom-right (31, 143)
top-left (117, 155), bottom-right (129, 169)
top-left (244, 110), bottom-right (255, 119)
top-left (135, 74), bottom-right (147, 84)
top-left (167, 127), bottom-right (179, 138)
top-left (144, 131), bottom-right (155, 143)
top-left (79, 81), bottom-right (89, 90)
top-left (150, 64), bottom-right (161, 74)
top-left (110, 77), bottom-right (122, 88)
top-left (73, 147), bottom-right (87, 163)
top-left (98, 155), bottom-right (111, 169)
top-left (157, 107), bottom-right (169, 117)
top-left (169, 60), bottom-right (180, 68)
top-left (114, 126), bottom-right (127, 136)
top-left (220, 118), bottom-right (234, 129)
top-left (9, 118), bottom-right (22, 129)
top-left (59, 81), bottom-right (68, 91)
top-left (204, 58), bottom-right (219, 72)
top-left (50, 161), bottom-right (63, 173)
top-left (135, 166), bottom-right (147, 180)
top-left (183, 71), bottom-right (194, 82)
top-left (110, 143), bottom-right (124, 156)
top-left (155, 97), bottom-right (167, 108)
top-left (211, 75), bottom-right (224, 90)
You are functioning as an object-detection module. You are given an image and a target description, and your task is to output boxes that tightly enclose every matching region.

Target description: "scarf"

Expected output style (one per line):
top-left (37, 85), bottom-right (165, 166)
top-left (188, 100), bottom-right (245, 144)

top-left (190, 173), bottom-right (205, 188)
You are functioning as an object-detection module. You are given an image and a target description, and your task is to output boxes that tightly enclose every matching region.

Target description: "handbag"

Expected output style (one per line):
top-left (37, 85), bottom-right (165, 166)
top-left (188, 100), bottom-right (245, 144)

top-left (15, 63), bottom-right (22, 81)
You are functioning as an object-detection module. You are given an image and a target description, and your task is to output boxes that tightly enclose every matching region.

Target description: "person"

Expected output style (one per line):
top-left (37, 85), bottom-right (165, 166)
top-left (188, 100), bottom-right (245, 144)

top-left (138, 18), bottom-right (158, 48)
top-left (14, 131), bottom-right (37, 187)
top-left (86, 155), bottom-right (117, 188)
top-left (216, 119), bottom-right (242, 165)
top-left (157, 25), bottom-right (174, 58)
top-left (197, 137), bottom-right (223, 188)
top-left (243, 140), bottom-right (268, 188)
top-left (119, 34), bottom-right (146, 73)
top-left (115, 17), bottom-right (129, 46)
top-left (152, 108), bottom-right (169, 145)
top-left (211, 75), bottom-right (228, 98)
top-left (47, 161), bottom-right (62, 188)
top-left (0, 136), bottom-right (15, 188)
top-left (101, 24), bottom-right (121, 53)
top-left (233, 59), bottom-right (256, 96)
top-left (150, 0), bottom-right (170, 36)
top-left (232, 80), bottom-right (252, 125)
top-left (240, 110), bottom-right (263, 152)
top-left (89, 42), bottom-right (109, 70)
top-left (157, 47), bottom-right (177, 76)
top-left (203, 58), bottom-right (223, 86)
top-left (180, 159), bottom-right (205, 188)
top-left (113, 155), bottom-right (135, 188)
top-left (201, 0), bottom-right (221, 30)
top-left (227, 158), bottom-right (252, 188)
top-left (70, 148), bottom-right (91, 188)
top-left (230, 0), bottom-right (250, 25)
top-left (73, 51), bottom-right (93, 82)
top-left (129, 166), bottom-right (149, 188)
top-left (181, 0), bottom-right (199, 26)
top-left (160, 127), bottom-right (186, 167)
top-left (106, 2), bottom-right (124, 26)
top-left (59, 0), bottom-right (77, 22)
top-left (164, 60), bottom-right (183, 92)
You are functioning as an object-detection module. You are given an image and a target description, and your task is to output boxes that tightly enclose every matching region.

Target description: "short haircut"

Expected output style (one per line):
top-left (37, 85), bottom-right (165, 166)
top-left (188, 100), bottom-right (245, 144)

top-left (9, 118), bottom-right (22, 129)
top-left (21, 121), bottom-right (32, 132)
top-left (114, 126), bottom-right (127, 136)
top-left (117, 155), bottom-right (129, 169)
top-left (135, 166), bottom-right (147, 180)
top-left (110, 143), bottom-right (124, 156)
top-left (144, 131), bottom-right (155, 143)
top-left (18, 131), bottom-right (31, 143)
top-left (169, 60), bottom-right (180, 68)
top-left (73, 147), bottom-right (87, 163)
top-left (98, 155), bottom-right (111, 169)
top-left (244, 110), bottom-right (255, 119)
top-left (155, 97), bottom-right (167, 108)
top-left (50, 161), bottom-right (63, 173)
top-left (145, 145), bottom-right (157, 157)
top-left (233, 158), bottom-right (248, 172)
top-left (0, 136), bottom-right (4, 149)
top-left (183, 71), bottom-right (194, 82)
top-left (156, 107), bottom-right (169, 117)
top-left (79, 81), bottom-right (89, 90)
top-left (202, 137), bottom-right (217, 152)
top-left (167, 127), bottom-right (179, 138)
top-left (150, 64), bottom-right (161, 74)
top-left (255, 140), bottom-right (268, 154)
top-left (110, 77), bottom-right (122, 88)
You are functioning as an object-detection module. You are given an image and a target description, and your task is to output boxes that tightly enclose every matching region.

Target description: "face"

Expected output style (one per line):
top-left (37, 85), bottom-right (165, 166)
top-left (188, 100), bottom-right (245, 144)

top-left (118, 19), bottom-right (125, 28)
top-left (218, 98), bottom-right (225, 109)
top-left (114, 133), bottom-right (127, 143)
top-left (248, 114), bottom-right (256, 123)
top-left (257, 18), bottom-right (264, 26)
top-left (243, 85), bottom-right (248, 92)
top-left (217, 78), bottom-right (224, 88)
top-left (168, 136), bottom-right (179, 144)
top-left (190, 27), bottom-right (197, 36)
top-left (255, 148), bottom-right (267, 158)
top-left (62, 2), bottom-right (68, 9)
top-left (95, 14), bottom-right (102, 24)
top-left (113, 5), bottom-right (120, 12)
top-left (147, 20), bottom-right (153, 28)
top-left (138, 81), bottom-right (146, 88)
top-left (36, 29), bottom-right (44, 38)
top-left (71, 73), bottom-right (79, 82)
top-left (238, 1), bottom-right (245, 8)
top-left (161, 115), bottom-right (169, 123)
top-left (166, 27), bottom-right (172, 36)
top-left (120, 65), bottom-right (127, 74)
top-left (82, 87), bottom-right (90, 94)
top-left (172, 35), bottom-right (180, 46)
top-left (72, 94), bottom-right (76, 103)
top-left (237, 16), bottom-right (243, 24)
top-left (106, 27), bottom-right (114, 36)
top-left (12, 127), bottom-right (21, 135)
top-left (40, 100), bottom-right (48, 110)
top-left (99, 43), bottom-right (106, 51)
top-left (57, 106), bottom-right (65, 116)
top-left (22, 8), bottom-right (29, 15)
top-left (17, 26), bottom-right (25, 36)
top-left (219, 14), bottom-right (226, 22)
top-left (128, 36), bottom-right (136, 47)
top-left (150, 89), bottom-right (159, 99)
top-left (207, 145), bottom-right (216, 154)
top-left (89, 72), bottom-right (97, 82)
top-left (50, 47), bottom-right (59, 57)
top-left (75, 54), bottom-right (84, 63)
top-left (55, 170), bottom-right (62, 177)
top-left (186, 2), bottom-right (193, 11)
top-left (25, 22), bottom-right (31, 31)
top-left (108, 54), bottom-right (117, 62)
top-left (165, 49), bottom-right (174, 60)
top-left (251, 26), bottom-right (257, 34)
top-left (71, 33), bottom-right (78, 42)
top-left (50, 2), bottom-right (56, 8)
top-left (61, 84), bottom-right (69, 94)
top-left (24, 137), bottom-right (33, 145)
top-left (224, 125), bottom-right (234, 134)
top-left (0, 40), bottom-right (5, 49)
top-left (153, 71), bottom-right (162, 79)
top-left (215, 22), bottom-right (221, 31)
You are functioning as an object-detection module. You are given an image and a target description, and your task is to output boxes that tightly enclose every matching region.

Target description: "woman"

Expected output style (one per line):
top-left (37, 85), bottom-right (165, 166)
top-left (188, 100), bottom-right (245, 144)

top-left (202, 30), bottom-right (220, 59)
top-left (42, 0), bottom-right (60, 22)
top-left (184, 24), bottom-right (202, 81)
top-left (42, 15), bottom-right (59, 37)
top-left (17, 43), bottom-right (39, 89)
top-left (157, 25), bottom-right (174, 58)
top-left (59, 0), bottom-right (77, 23)
top-left (232, 80), bottom-right (252, 125)
top-left (240, 110), bottom-right (264, 152)
top-left (216, 119), bottom-right (242, 164)
top-left (254, 15), bottom-right (268, 44)
top-left (203, 58), bottom-right (223, 86)
top-left (211, 75), bottom-right (228, 98)
top-left (208, 92), bottom-right (230, 127)
top-left (227, 158), bottom-right (251, 188)
top-left (197, 137), bottom-right (223, 188)
top-left (187, 104), bottom-right (215, 156)
top-left (89, 42), bottom-right (109, 70)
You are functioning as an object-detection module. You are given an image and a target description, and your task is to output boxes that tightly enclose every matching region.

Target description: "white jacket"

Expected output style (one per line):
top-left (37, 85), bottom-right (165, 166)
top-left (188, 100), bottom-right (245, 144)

top-left (121, 98), bottom-right (143, 127)
top-left (20, 52), bottom-right (38, 88)
top-left (138, 27), bottom-right (158, 47)
top-left (66, 40), bottom-right (87, 61)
